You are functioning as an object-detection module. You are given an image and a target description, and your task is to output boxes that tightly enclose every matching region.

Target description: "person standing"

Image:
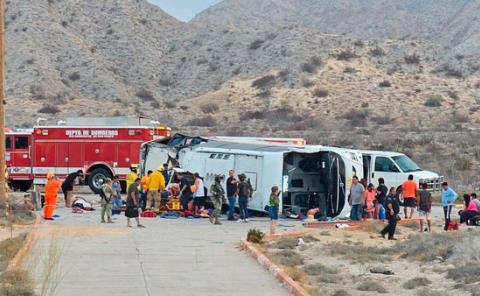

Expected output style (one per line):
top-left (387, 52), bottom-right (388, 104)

top-left (43, 173), bottom-right (62, 220)
top-left (146, 166), bottom-right (166, 211)
top-left (193, 173), bottom-right (205, 214)
top-left (376, 178), bottom-right (388, 207)
top-left (209, 175), bottom-right (225, 225)
top-left (441, 182), bottom-right (458, 230)
top-left (226, 170), bottom-right (239, 221)
top-left (126, 178), bottom-right (145, 228)
top-left (101, 178), bottom-right (114, 223)
top-left (111, 175), bottom-right (123, 217)
top-left (349, 176), bottom-right (365, 221)
top-left (178, 173), bottom-right (193, 211)
top-left (237, 174), bottom-right (251, 223)
top-left (380, 187), bottom-right (400, 240)
top-left (126, 165), bottom-right (138, 190)
top-left (268, 186), bottom-right (281, 235)
top-left (140, 170), bottom-right (152, 210)
top-left (402, 174), bottom-right (418, 219)
top-left (61, 170), bottom-right (83, 208)
top-left (417, 183), bottom-right (433, 232)
top-left (363, 183), bottom-right (377, 219)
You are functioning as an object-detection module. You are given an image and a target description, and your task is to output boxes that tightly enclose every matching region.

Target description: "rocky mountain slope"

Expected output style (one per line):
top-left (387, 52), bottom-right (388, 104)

top-left (192, 0), bottom-right (480, 56)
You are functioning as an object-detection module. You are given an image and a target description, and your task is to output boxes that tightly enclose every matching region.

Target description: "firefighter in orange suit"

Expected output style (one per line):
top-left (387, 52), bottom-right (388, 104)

top-left (44, 173), bottom-right (62, 220)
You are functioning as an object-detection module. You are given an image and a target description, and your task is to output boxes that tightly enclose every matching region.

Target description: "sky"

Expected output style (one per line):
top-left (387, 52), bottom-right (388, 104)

top-left (148, 0), bottom-right (222, 22)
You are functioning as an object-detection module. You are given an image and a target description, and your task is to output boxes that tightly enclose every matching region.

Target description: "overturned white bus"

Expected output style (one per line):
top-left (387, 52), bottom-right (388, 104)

top-left (139, 134), bottom-right (363, 218)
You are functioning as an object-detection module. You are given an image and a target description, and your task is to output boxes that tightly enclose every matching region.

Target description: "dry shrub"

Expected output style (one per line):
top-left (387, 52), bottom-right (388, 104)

top-left (136, 89), bottom-right (155, 101)
top-left (404, 53), bottom-right (421, 64)
top-left (187, 116), bottom-right (216, 127)
top-left (239, 111), bottom-right (265, 120)
top-left (38, 105), bottom-right (60, 114)
top-left (40, 231), bottom-right (65, 296)
top-left (342, 109), bottom-right (369, 127)
top-left (200, 103), bottom-right (219, 114)
top-left (272, 237), bottom-right (298, 249)
top-left (164, 100), bottom-right (177, 108)
top-left (397, 232), bottom-right (459, 261)
top-left (335, 49), bottom-right (358, 61)
top-left (301, 56), bottom-right (322, 74)
top-left (0, 269), bottom-right (35, 296)
top-left (379, 80), bottom-right (391, 87)
top-left (325, 241), bottom-right (392, 263)
top-left (369, 46), bottom-right (386, 57)
top-left (333, 290), bottom-right (351, 296)
top-left (447, 265), bottom-right (480, 284)
top-left (312, 87), bottom-right (329, 98)
top-left (357, 281), bottom-right (387, 293)
top-left (252, 75), bottom-right (276, 89)
top-left (453, 112), bottom-right (469, 123)
top-left (371, 115), bottom-right (393, 125)
top-left (403, 277), bottom-right (432, 289)
top-left (249, 39), bottom-right (264, 50)
top-left (276, 250), bottom-right (305, 266)
top-left (246, 228), bottom-right (265, 244)
top-left (302, 79), bottom-right (315, 88)
top-left (304, 263), bottom-right (338, 276)
top-left (455, 156), bottom-right (472, 171)
top-left (284, 266), bottom-right (307, 283)
top-left (424, 95), bottom-right (443, 107)
top-left (0, 233), bottom-right (27, 263)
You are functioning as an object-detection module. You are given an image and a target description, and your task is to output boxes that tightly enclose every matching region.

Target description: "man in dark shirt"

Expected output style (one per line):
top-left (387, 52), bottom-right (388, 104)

top-left (380, 187), bottom-right (400, 240)
top-left (178, 174), bottom-right (193, 211)
top-left (61, 170), bottom-right (83, 208)
top-left (126, 178), bottom-right (145, 228)
top-left (376, 178), bottom-right (388, 206)
top-left (226, 170), bottom-right (239, 221)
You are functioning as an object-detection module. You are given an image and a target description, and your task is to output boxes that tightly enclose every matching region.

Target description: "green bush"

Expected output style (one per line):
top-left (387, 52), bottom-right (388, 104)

top-left (246, 228), bottom-right (265, 244)
top-left (424, 95), bottom-right (443, 107)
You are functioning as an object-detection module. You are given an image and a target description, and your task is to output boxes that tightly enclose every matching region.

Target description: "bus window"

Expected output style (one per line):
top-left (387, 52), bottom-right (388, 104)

top-left (15, 136), bottom-right (29, 149)
top-left (6, 136), bottom-right (11, 149)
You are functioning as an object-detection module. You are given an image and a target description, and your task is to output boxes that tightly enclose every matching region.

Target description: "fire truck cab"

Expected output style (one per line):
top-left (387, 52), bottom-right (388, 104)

top-left (6, 117), bottom-right (170, 193)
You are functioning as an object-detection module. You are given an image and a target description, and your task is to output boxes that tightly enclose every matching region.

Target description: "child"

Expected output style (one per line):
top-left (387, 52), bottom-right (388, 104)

top-left (268, 186), bottom-right (281, 235)
top-left (111, 176), bottom-right (123, 217)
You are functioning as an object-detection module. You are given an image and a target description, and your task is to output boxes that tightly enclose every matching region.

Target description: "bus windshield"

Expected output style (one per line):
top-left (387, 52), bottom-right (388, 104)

top-left (392, 155), bottom-right (422, 173)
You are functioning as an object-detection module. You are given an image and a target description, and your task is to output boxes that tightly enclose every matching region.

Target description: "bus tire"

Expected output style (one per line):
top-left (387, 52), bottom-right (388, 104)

top-left (88, 168), bottom-right (112, 194)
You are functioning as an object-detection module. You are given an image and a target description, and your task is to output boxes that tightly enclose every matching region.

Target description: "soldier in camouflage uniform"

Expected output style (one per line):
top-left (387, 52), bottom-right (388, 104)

top-left (209, 175), bottom-right (225, 225)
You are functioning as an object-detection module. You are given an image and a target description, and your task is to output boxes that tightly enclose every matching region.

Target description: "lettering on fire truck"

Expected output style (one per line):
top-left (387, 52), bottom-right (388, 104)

top-left (65, 130), bottom-right (119, 138)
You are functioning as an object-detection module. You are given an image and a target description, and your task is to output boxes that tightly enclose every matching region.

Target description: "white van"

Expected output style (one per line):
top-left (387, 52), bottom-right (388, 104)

top-left (359, 150), bottom-right (444, 192)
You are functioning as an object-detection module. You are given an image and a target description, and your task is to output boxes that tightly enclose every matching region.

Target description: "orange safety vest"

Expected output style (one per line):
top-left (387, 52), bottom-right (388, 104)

top-left (45, 179), bottom-right (62, 197)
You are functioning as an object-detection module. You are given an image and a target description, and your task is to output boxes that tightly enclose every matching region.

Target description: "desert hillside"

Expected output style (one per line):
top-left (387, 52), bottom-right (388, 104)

top-left (4, 0), bottom-right (480, 191)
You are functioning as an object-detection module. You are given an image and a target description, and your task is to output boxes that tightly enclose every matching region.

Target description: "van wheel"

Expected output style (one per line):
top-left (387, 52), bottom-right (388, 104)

top-left (12, 181), bottom-right (32, 192)
top-left (88, 168), bottom-right (111, 194)
top-left (396, 186), bottom-right (404, 206)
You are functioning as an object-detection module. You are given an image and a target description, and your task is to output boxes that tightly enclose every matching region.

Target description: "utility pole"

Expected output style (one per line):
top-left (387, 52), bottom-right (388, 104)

top-left (0, 0), bottom-right (6, 212)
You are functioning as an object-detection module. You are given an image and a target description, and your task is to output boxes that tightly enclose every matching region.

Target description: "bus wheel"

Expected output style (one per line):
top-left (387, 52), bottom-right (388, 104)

top-left (88, 168), bottom-right (111, 194)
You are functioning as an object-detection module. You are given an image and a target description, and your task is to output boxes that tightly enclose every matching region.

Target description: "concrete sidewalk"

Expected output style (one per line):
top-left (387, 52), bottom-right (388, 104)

top-left (29, 207), bottom-right (298, 296)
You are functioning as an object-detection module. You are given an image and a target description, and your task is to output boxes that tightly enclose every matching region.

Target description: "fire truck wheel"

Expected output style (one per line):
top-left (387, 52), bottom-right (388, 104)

top-left (88, 168), bottom-right (112, 194)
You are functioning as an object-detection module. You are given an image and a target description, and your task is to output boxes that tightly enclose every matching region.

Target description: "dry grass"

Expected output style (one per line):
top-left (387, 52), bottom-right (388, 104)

top-left (39, 232), bottom-right (65, 296)
top-left (275, 250), bottom-right (305, 266)
top-left (447, 265), bottom-right (480, 285)
top-left (332, 290), bottom-right (351, 296)
top-left (0, 233), bottom-right (26, 262)
top-left (0, 268), bottom-right (35, 296)
top-left (284, 266), bottom-right (308, 283)
top-left (357, 281), bottom-right (387, 293)
top-left (398, 232), bottom-right (459, 261)
top-left (403, 277), bottom-right (432, 289)
top-left (272, 237), bottom-right (298, 249)
top-left (304, 263), bottom-right (339, 276)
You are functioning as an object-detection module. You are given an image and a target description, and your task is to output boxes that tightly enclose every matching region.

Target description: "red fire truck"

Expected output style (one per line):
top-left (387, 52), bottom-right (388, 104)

top-left (6, 117), bottom-right (170, 193)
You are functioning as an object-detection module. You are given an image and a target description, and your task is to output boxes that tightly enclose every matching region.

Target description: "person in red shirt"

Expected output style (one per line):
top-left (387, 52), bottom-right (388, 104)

top-left (402, 174), bottom-right (418, 219)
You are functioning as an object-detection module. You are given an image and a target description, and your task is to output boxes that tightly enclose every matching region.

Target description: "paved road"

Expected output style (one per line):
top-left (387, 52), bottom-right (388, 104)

top-left (29, 206), bottom-right (297, 296)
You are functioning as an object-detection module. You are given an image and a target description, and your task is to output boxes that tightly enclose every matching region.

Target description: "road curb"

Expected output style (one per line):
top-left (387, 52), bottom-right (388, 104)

top-left (241, 239), bottom-right (311, 296)
top-left (7, 212), bottom-right (41, 271)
